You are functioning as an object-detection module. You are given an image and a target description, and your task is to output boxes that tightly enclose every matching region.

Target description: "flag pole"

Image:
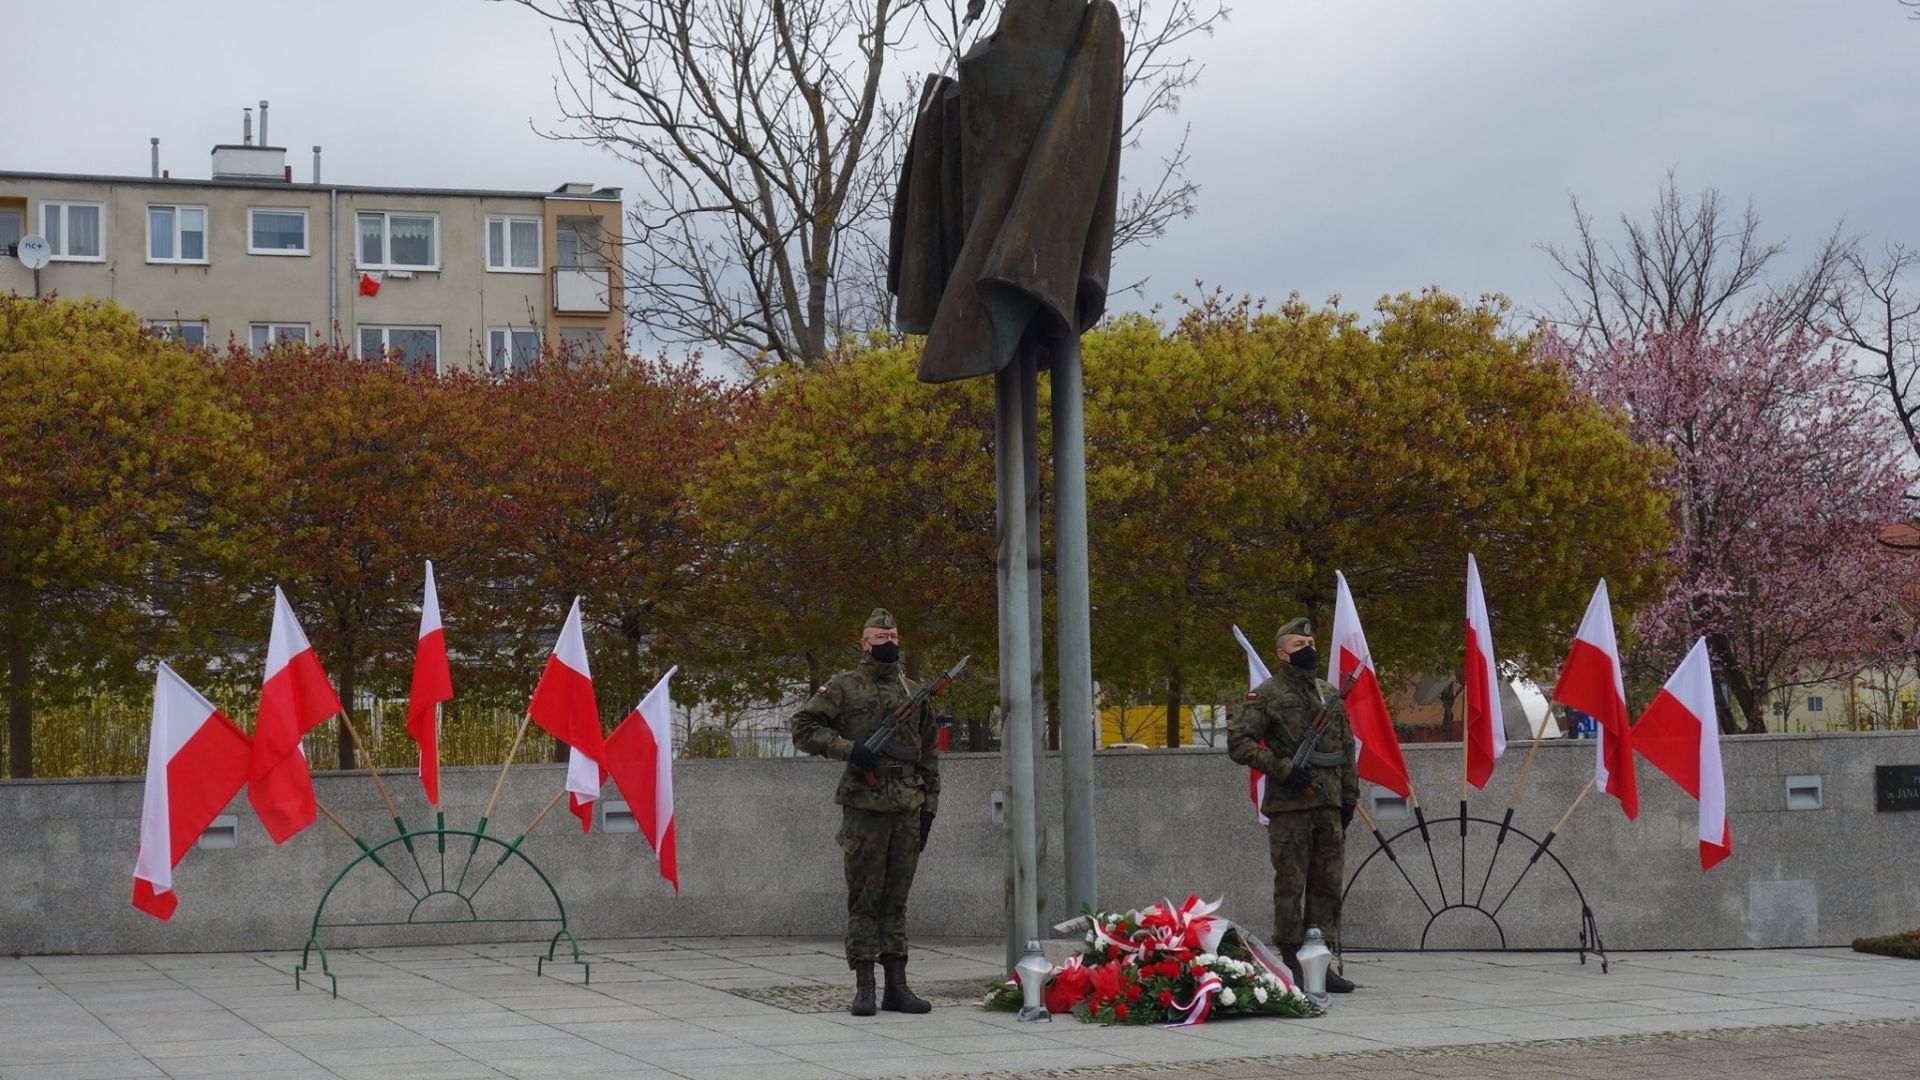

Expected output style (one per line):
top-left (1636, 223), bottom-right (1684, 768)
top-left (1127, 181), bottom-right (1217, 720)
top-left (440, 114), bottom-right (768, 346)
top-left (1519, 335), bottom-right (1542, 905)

top-left (337, 709), bottom-right (430, 893)
top-left (1489, 776), bottom-right (1595, 918)
top-left (1353, 799), bottom-right (1435, 916)
top-left (457, 711), bottom-right (532, 894)
top-left (1475, 711), bottom-right (1552, 905)
top-left (314, 797), bottom-right (422, 900)
top-left (1403, 784), bottom-right (1448, 907)
top-left (462, 787), bottom-right (568, 900)
top-left (1456, 681), bottom-right (1469, 900)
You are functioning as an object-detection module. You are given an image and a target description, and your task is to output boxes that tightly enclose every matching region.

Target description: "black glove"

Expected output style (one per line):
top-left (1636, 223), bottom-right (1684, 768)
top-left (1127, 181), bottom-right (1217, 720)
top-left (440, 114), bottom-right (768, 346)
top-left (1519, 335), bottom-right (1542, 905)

top-left (1341, 803), bottom-right (1355, 830)
top-left (1283, 763), bottom-right (1315, 791)
top-left (848, 743), bottom-right (879, 773)
top-left (919, 810), bottom-right (935, 852)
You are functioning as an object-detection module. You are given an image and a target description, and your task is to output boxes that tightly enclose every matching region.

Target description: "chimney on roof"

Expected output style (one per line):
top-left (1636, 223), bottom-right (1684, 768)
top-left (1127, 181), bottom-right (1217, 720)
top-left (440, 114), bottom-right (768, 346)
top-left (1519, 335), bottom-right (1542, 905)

top-left (214, 102), bottom-right (289, 182)
top-left (312, 146), bottom-right (322, 184)
top-left (259, 100), bottom-right (269, 146)
top-left (243, 107), bottom-right (253, 146)
top-left (150, 137), bottom-right (160, 179)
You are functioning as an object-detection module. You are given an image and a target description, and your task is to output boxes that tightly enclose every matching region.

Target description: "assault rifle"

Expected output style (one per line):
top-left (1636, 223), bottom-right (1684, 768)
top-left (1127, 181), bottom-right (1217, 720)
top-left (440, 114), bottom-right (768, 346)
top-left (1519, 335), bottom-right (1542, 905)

top-left (1285, 670), bottom-right (1362, 787)
top-left (857, 654), bottom-right (970, 788)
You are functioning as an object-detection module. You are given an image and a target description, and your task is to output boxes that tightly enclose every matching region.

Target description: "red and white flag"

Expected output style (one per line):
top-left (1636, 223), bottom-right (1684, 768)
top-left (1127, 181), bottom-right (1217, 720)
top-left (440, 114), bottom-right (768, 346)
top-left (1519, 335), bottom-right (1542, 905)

top-left (1635, 638), bottom-right (1730, 868)
top-left (1231, 625), bottom-right (1275, 827)
top-left (134, 664), bottom-right (253, 920)
top-left (1332, 572), bottom-right (1411, 799)
top-left (248, 586), bottom-right (345, 843)
top-left (406, 561), bottom-right (453, 807)
top-left (1550, 580), bottom-right (1639, 819)
top-left (1463, 554), bottom-right (1505, 788)
top-left (528, 598), bottom-right (606, 832)
top-left (605, 666), bottom-right (680, 892)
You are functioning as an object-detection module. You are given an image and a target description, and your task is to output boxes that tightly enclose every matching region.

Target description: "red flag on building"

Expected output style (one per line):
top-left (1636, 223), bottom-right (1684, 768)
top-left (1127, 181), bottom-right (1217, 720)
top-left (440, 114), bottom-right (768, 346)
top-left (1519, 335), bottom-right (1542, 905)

top-left (1463, 554), bottom-right (1506, 788)
top-left (248, 586), bottom-right (344, 843)
top-left (358, 272), bottom-right (381, 297)
top-left (1551, 580), bottom-right (1639, 819)
top-left (1331, 571), bottom-right (1411, 798)
top-left (527, 598), bottom-right (606, 831)
top-left (133, 664), bottom-right (253, 920)
top-left (1636, 638), bottom-right (1730, 868)
top-left (604, 666), bottom-right (680, 892)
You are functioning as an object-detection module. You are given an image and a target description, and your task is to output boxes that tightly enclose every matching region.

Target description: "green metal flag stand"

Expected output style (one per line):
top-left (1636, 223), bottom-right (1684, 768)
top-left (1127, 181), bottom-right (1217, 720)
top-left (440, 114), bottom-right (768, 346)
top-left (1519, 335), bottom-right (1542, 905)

top-left (294, 714), bottom-right (588, 997)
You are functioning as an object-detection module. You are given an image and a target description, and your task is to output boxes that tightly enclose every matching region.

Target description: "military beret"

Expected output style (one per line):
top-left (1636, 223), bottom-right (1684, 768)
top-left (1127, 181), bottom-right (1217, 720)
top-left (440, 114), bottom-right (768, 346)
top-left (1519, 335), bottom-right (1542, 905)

top-left (864, 607), bottom-right (897, 630)
top-left (1275, 617), bottom-right (1312, 646)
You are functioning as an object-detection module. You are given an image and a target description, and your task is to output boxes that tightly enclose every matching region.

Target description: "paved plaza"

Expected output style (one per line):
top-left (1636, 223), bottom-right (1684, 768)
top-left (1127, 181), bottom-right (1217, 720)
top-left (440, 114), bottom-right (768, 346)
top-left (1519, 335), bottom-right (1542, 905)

top-left (4, 940), bottom-right (1919, 1079)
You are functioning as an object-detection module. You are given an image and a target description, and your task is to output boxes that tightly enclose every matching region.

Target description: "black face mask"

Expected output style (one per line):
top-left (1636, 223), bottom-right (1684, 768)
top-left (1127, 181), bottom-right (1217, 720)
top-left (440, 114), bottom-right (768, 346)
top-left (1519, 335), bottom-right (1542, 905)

top-left (1288, 646), bottom-right (1318, 672)
top-left (868, 642), bottom-right (901, 665)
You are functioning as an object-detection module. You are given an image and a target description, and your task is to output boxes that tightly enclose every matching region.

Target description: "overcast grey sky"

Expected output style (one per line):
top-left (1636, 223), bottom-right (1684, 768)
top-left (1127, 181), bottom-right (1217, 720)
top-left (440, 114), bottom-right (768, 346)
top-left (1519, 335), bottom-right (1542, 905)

top-left (6, 0), bottom-right (1915, 325)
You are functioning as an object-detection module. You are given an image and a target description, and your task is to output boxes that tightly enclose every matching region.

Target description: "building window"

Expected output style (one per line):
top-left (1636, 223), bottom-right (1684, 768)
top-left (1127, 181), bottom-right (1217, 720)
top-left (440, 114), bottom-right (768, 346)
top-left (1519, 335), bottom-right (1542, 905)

top-left (1807, 696), bottom-right (1824, 713)
top-left (42, 201), bottom-right (104, 260)
top-left (487, 327), bottom-right (542, 374)
top-left (360, 325), bottom-right (440, 373)
top-left (555, 218), bottom-right (605, 268)
top-left (357, 212), bottom-right (438, 270)
top-left (250, 323), bottom-right (309, 351)
top-left (148, 319), bottom-right (210, 349)
top-left (559, 327), bottom-right (605, 357)
top-left (0, 208), bottom-right (23, 256)
top-left (147, 205), bottom-right (208, 263)
top-left (486, 215), bottom-right (541, 272)
top-left (249, 209), bottom-right (309, 255)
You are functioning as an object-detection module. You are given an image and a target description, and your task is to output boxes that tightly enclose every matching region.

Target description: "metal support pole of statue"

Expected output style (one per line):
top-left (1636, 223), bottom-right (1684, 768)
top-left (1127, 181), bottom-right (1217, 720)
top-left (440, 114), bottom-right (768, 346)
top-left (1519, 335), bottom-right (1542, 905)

top-left (1053, 333), bottom-right (1099, 915)
top-left (887, 0), bottom-right (1125, 966)
top-left (1021, 349), bottom-right (1050, 937)
top-left (995, 363), bottom-right (1043, 955)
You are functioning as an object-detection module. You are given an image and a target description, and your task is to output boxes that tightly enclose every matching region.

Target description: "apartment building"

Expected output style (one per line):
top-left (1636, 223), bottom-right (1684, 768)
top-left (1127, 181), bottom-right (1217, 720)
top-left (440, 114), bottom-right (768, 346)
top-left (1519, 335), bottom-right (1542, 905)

top-left (0, 105), bottom-right (623, 373)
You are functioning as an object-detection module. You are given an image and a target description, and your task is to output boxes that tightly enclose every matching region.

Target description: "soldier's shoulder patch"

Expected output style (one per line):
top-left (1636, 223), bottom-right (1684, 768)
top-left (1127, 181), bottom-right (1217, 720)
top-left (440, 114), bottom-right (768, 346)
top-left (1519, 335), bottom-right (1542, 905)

top-left (1245, 691), bottom-right (1260, 701)
top-left (813, 685), bottom-right (828, 696)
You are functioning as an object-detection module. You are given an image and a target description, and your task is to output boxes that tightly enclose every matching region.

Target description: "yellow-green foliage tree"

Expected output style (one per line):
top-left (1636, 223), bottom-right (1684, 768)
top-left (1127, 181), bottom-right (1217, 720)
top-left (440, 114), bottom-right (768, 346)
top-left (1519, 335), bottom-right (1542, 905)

top-left (1083, 290), bottom-right (1672, 744)
top-left (1, 296), bottom-right (264, 777)
top-left (695, 339), bottom-right (1002, 715)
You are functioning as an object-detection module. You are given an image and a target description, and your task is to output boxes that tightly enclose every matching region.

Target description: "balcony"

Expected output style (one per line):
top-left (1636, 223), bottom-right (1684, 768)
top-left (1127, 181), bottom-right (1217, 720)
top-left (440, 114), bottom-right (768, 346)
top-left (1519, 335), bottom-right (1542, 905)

top-left (552, 265), bottom-right (610, 314)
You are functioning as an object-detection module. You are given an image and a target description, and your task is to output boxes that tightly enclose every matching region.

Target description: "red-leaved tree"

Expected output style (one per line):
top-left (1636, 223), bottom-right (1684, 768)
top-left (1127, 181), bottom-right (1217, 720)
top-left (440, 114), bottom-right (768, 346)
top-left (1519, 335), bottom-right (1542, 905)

top-left (1564, 312), bottom-right (1918, 732)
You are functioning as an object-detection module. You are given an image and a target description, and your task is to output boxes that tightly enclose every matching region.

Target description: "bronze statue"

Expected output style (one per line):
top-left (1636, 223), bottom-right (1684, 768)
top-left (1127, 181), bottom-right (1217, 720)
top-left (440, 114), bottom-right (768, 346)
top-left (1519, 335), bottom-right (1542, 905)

top-left (888, 0), bottom-right (1123, 383)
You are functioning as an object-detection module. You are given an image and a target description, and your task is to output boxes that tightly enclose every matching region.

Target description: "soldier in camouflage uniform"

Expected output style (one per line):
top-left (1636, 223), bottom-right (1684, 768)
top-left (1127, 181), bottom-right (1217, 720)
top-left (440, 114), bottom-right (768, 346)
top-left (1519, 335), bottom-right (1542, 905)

top-left (792, 608), bottom-right (941, 1017)
top-left (1227, 617), bottom-right (1359, 993)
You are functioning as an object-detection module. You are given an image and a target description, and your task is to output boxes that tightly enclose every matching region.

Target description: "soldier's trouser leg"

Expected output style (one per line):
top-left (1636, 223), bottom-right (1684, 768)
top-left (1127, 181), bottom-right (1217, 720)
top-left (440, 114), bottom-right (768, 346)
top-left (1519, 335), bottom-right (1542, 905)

top-left (842, 808), bottom-right (920, 961)
top-left (877, 809), bottom-right (921, 959)
top-left (1266, 811), bottom-right (1313, 949)
top-left (1302, 806), bottom-right (1345, 947)
top-left (841, 807), bottom-right (892, 962)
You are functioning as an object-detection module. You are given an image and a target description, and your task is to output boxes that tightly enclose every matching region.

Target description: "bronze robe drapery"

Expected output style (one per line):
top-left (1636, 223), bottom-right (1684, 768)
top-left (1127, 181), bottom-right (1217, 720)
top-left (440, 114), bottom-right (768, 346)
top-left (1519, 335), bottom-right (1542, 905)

top-left (888, 0), bottom-right (1123, 384)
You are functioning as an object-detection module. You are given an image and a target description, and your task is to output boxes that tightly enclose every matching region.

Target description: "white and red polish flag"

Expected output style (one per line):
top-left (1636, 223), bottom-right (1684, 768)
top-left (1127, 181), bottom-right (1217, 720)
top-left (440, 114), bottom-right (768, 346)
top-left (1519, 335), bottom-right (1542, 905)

top-left (1550, 579), bottom-right (1639, 819)
top-left (248, 586), bottom-right (345, 843)
top-left (605, 666), bottom-right (680, 892)
top-left (406, 561), bottom-right (453, 807)
top-left (1463, 554), bottom-right (1506, 788)
top-left (1332, 572), bottom-right (1411, 799)
top-left (133, 664), bottom-right (253, 920)
top-left (1635, 638), bottom-right (1729, 868)
top-left (1231, 625), bottom-right (1275, 827)
top-left (527, 598), bottom-right (607, 832)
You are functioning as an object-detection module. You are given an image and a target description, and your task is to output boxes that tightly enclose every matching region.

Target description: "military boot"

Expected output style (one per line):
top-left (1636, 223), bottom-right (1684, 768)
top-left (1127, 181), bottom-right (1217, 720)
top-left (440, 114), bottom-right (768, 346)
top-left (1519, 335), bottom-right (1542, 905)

top-left (1325, 954), bottom-right (1354, 994)
top-left (879, 955), bottom-right (932, 1013)
top-left (850, 961), bottom-right (877, 1017)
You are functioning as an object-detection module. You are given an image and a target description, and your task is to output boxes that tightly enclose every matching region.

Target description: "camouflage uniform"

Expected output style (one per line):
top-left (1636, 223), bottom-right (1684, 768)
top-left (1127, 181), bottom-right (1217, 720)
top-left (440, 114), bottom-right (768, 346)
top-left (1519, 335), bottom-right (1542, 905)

top-left (1227, 636), bottom-right (1358, 951)
top-left (792, 654), bottom-right (941, 963)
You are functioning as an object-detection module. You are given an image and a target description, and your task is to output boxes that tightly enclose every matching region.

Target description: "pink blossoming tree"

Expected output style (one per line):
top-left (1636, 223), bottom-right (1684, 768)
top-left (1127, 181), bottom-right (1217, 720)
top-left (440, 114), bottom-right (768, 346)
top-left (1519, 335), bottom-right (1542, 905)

top-left (1559, 311), bottom-right (1918, 733)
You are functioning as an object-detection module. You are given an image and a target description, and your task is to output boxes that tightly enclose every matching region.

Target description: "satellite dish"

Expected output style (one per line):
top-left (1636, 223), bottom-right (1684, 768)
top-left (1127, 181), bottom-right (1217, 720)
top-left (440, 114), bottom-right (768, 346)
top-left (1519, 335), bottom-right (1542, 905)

top-left (16, 235), bottom-right (51, 270)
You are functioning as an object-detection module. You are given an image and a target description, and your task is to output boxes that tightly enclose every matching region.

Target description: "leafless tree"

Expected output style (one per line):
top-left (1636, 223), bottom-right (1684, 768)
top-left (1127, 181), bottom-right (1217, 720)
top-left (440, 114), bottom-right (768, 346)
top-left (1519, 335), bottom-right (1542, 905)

top-left (513, 0), bottom-right (918, 369)
top-left (514, 0), bottom-right (1224, 370)
top-left (1540, 171), bottom-right (1853, 352)
top-left (1822, 243), bottom-right (1920, 463)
